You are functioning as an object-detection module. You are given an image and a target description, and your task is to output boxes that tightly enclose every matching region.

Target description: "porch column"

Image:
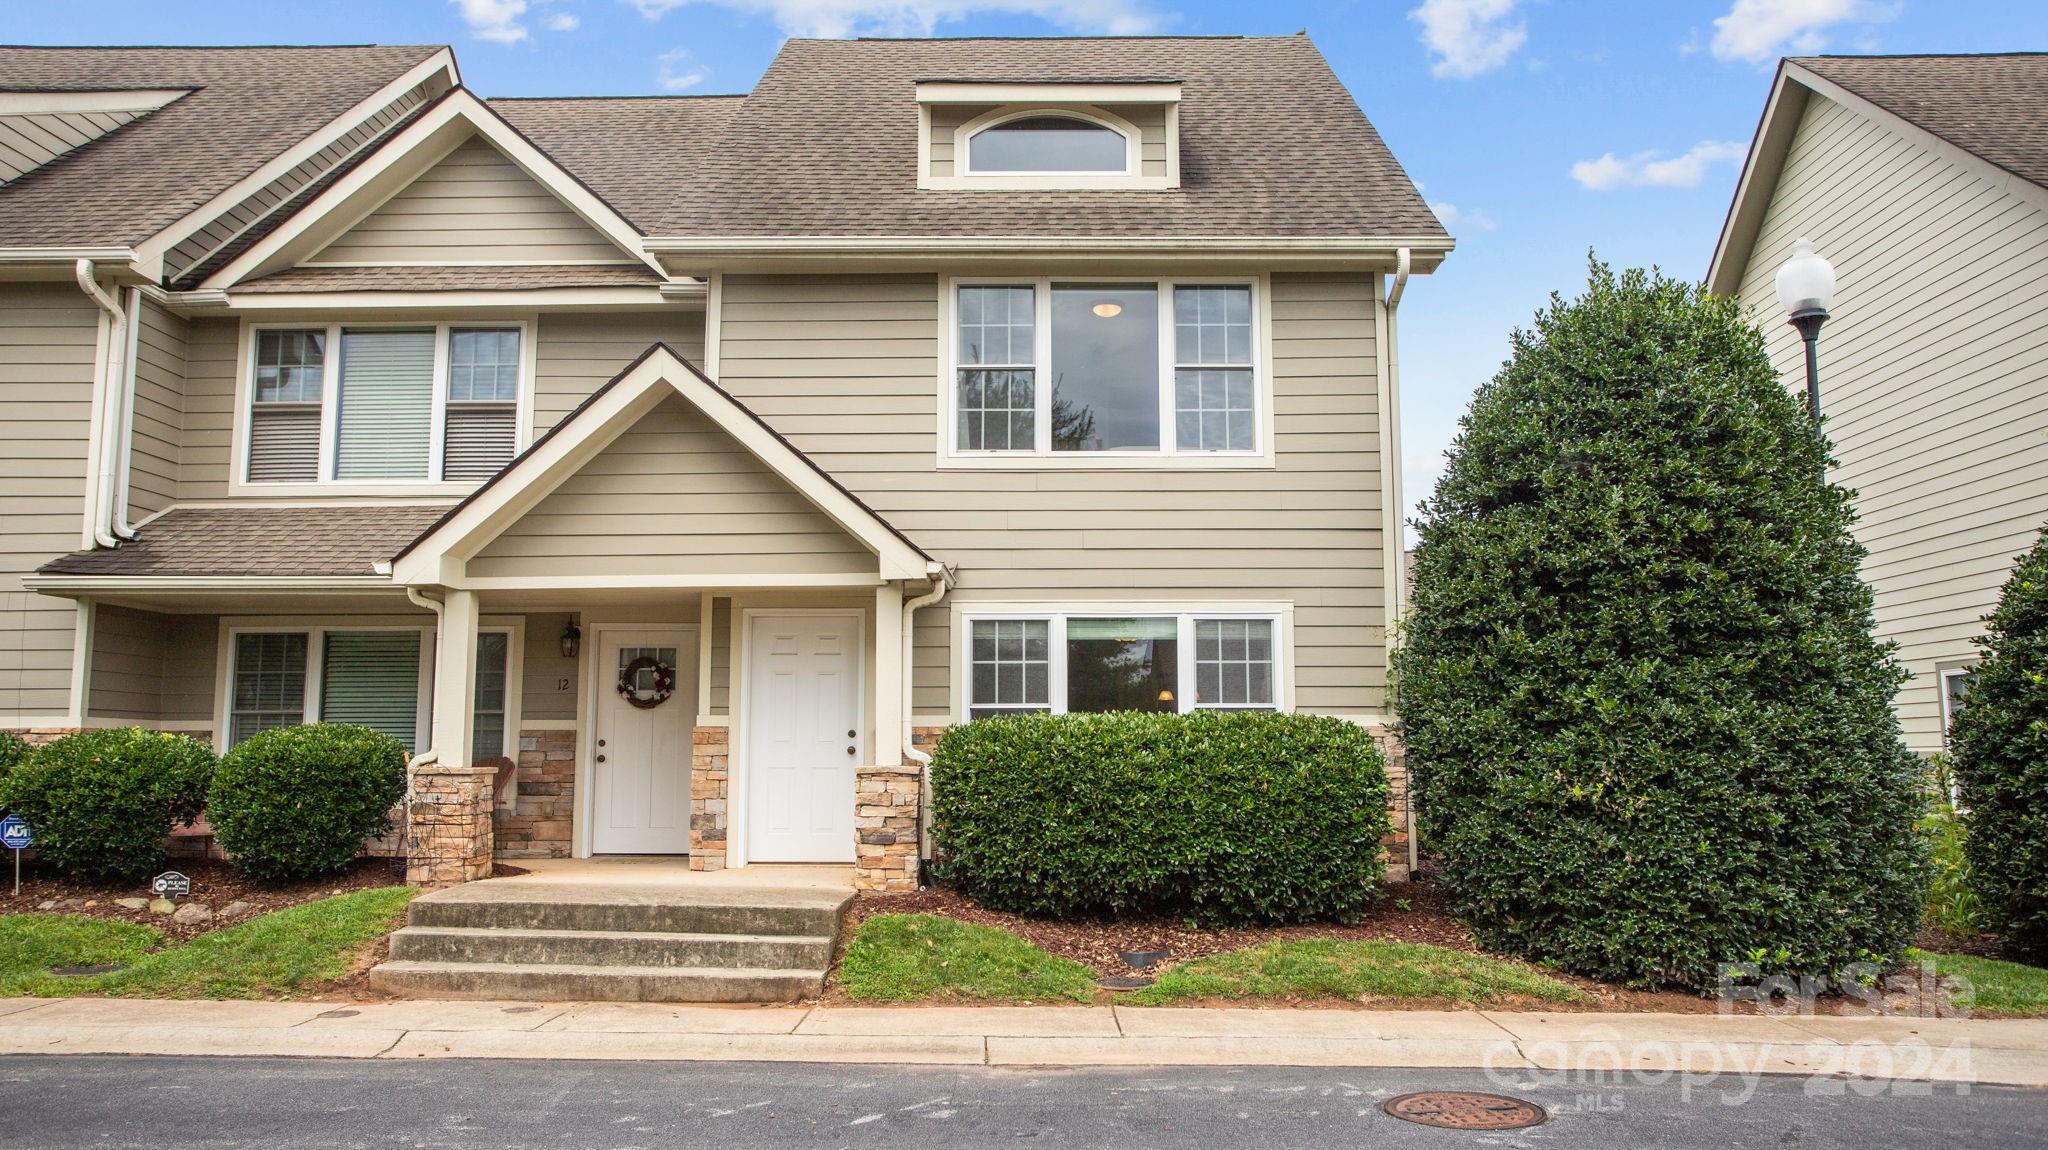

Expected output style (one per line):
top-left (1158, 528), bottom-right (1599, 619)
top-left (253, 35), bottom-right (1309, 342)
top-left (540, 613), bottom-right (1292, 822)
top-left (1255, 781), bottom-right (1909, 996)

top-left (873, 583), bottom-right (903, 767)
top-left (432, 588), bottom-right (479, 770)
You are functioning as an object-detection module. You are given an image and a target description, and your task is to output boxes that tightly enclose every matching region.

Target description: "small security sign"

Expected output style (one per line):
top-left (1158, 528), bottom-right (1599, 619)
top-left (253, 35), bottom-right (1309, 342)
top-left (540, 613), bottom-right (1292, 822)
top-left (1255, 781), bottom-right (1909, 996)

top-left (2, 815), bottom-right (29, 897)
top-left (151, 871), bottom-right (192, 900)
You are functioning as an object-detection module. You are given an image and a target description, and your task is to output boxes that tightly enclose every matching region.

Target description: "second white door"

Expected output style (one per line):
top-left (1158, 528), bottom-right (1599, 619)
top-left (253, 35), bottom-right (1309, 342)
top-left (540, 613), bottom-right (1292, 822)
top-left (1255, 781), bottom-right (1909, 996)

top-left (745, 612), bottom-right (862, 863)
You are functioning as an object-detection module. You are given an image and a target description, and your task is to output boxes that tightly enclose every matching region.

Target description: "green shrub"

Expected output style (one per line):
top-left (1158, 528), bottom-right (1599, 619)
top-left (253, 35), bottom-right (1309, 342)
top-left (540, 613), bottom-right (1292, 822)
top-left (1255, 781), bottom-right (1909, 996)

top-left (1393, 260), bottom-right (1928, 990)
top-left (208, 724), bottom-right (407, 881)
top-left (0, 729), bottom-right (213, 882)
top-left (1948, 525), bottom-right (2048, 962)
top-left (0, 732), bottom-right (30, 776)
top-left (930, 710), bottom-right (1391, 926)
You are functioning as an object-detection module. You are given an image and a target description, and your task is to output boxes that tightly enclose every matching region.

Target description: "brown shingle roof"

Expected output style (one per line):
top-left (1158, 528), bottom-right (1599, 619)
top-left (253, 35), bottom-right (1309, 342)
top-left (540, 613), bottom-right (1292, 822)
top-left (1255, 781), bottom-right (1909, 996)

top-left (1794, 54), bottom-right (2048, 191)
top-left (37, 505), bottom-right (453, 578)
top-left (233, 264), bottom-right (664, 293)
top-left (0, 45), bottom-right (444, 249)
top-left (489, 95), bottom-right (746, 228)
top-left (649, 35), bottom-right (1444, 239)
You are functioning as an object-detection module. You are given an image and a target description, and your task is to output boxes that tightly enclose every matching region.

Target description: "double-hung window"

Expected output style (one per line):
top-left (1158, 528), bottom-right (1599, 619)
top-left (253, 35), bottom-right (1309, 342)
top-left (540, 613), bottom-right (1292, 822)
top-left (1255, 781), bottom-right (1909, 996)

top-left (947, 278), bottom-right (1263, 462)
top-left (960, 610), bottom-right (1284, 720)
top-left (242, 322), bottom-right (526, 486)
top-left (224, 626), bottom-right (432, 752)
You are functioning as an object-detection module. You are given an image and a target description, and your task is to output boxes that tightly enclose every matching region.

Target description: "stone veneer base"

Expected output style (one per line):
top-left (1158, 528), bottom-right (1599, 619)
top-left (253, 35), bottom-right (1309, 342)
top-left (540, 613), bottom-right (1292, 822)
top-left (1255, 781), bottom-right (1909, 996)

top-left (494, 729), bottom-right (575, 859)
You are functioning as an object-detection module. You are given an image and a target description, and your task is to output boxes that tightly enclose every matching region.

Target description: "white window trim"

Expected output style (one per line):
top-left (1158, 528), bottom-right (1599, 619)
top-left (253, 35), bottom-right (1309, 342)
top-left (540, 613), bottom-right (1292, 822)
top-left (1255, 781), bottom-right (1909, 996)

top-left (231, 317), bottom-right (537, 496)
top-left (474, 620), bottom-right (525, 763)
top-left (919, 97), bottom-right (1177, 191)
top-left (952, 602), bottom-right (1294, 722)
top-left (213, 618), bottom-right (437, 755)
top-left (1939, 664), bottom-right (1975, 741)
top-left (939, 275), bottom-right (1275, 469)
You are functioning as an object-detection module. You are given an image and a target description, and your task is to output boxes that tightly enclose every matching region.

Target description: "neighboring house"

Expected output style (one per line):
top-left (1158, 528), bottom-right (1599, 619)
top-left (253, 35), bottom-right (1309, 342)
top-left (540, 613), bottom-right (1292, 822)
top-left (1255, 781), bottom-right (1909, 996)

top-left (0, 37), bottom-right (1446, 886)
top-left (1710, 53), bottom-right (2048, 755)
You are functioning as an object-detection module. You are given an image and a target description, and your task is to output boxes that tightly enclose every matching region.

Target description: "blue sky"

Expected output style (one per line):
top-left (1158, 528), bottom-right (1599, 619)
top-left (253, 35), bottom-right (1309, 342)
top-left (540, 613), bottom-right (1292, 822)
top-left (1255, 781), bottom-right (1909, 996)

top-left (14, 0), bottom-right (2048, 535)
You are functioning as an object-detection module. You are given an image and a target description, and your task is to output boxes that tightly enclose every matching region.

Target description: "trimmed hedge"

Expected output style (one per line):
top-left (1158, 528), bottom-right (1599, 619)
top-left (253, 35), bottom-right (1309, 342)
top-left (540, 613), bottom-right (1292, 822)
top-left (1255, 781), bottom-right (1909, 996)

top-left (0, 729), bottom-right (213, 882)
top-left (208, 724), bottom-right (407, 881)
top-left (1949, 524), bottom-right (2048, 962)
top-left (0, 732), bottom-right (29, 776)
top-left (930, 710), bottom-right (1392, 925)
top-left (1394, 261), bottom-right (1928, 990)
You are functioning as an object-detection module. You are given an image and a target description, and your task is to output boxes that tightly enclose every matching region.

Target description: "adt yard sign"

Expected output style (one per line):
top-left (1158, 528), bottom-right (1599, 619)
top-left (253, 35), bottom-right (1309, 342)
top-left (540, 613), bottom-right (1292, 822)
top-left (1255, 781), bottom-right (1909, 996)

top-left (1, 815), bottom-right (30, 896)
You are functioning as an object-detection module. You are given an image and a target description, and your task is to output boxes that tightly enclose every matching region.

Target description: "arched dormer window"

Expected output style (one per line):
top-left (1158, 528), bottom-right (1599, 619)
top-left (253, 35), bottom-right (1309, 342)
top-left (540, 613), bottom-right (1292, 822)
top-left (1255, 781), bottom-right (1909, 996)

top-left (966, 112), bottom-right (1131, 174)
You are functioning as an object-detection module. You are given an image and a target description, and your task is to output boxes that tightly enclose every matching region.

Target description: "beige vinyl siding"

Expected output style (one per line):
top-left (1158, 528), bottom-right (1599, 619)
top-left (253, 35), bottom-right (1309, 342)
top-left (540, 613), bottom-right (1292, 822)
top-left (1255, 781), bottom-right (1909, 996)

top-left (312, 136), bottom-right (628, 265)
top-left (1734, 91), bottom-right (2048, 753)
top-left (717, 272), bottom-right (1386, 717)
top-left (708, 596), bottom-right (731, 713)
top-left (470, 394), bottom-right (875, 580)
top-left (520, 610), bottom-right (579, 722)
top-left (0, 106), bottom-right (153, 183)
top-left (86, 604), bottom-right (165, 721)
top-left (929, 102), bottom-right (1167, 178)
top-left (0, 283), bottom-right (96, 722)
top-left (160, 614), bottom-right (218, 724)
top-left (533, 312), bottom-right (706, 434)
top-left (165, 80), bottom-right (435, 281)
top-left (127, 298), bottom-right (187, 517)
top-left (177, 317), bottom-right (237, 500)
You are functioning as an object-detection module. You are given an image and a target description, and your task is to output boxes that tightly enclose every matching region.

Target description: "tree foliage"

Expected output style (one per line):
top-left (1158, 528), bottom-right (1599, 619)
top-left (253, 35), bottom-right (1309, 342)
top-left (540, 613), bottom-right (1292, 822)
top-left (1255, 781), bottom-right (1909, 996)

top-left (1949, 525), bottom-right (2048, 962)
top-left (1394, 260), bottom-right (1927, 989)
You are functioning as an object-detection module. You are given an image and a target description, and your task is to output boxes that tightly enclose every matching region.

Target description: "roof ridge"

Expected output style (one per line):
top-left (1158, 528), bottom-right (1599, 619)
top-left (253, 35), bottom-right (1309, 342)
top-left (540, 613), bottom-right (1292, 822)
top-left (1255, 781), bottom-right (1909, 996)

top-left (0, 42), bottom-right (444, 50)
top-left (841, 34), bottom-right (1256, 42)
top-left (488, 93), bottom-right (749, 102)
top-left (1795, 51), bottom-right (2048, 60)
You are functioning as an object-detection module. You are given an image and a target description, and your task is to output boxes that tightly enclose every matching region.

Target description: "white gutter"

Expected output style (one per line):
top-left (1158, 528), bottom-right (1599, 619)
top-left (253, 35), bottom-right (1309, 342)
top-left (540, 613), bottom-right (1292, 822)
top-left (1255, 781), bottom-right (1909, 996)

top-left (643, 234), bottom-right (1456, 255)
top-left (75, 260), bottom-right (134, 549)
top-left (1382, 247), bottom-right (1418, 879)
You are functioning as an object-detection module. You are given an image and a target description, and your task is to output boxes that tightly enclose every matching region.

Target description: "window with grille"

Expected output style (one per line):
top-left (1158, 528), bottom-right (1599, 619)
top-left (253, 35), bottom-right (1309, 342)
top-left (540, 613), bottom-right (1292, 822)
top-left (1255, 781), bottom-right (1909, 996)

top-left (246, 330), bottom-right (324, 482)
top-left (229, 632), bottom-right (307, 745)
top-left (444, 329), bottom-right (520, 482)
top-left (473, 630), bottom-right (511, 760)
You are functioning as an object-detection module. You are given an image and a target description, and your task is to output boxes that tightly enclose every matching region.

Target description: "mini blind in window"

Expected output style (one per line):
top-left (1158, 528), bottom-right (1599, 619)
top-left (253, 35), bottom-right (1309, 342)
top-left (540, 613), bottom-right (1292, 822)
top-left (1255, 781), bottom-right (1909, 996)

top-left (231, 632), bottom-right (307, 745)
top-left (247, 406), bottom-right (320, 482)
top-left (335, 329), bottom-right (435, 480)
top-left (443, 406), bottom-right (516, 482)
top-left (320, 631), bottom-right (422, 751)
top-left (473, 631), bottom-right (510, 760)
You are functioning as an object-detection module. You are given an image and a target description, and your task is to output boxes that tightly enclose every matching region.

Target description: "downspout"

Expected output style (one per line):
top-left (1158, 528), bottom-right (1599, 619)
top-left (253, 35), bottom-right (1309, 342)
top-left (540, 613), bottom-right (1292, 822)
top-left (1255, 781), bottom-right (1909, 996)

top-left (74, 261), bottom-right (129, 549)
top-left (902, 564), bottom-right (953, 884)
top-left (1384, 248), bottom-right (1419, 879)
top-left (111, 287), bottom-right (145, 540)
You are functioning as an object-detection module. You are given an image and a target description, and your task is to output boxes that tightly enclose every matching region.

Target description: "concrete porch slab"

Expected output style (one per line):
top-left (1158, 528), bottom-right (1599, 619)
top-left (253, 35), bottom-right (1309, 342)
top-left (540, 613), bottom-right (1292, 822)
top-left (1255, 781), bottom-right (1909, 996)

top-left (491, 858), bottom-right (855, 897)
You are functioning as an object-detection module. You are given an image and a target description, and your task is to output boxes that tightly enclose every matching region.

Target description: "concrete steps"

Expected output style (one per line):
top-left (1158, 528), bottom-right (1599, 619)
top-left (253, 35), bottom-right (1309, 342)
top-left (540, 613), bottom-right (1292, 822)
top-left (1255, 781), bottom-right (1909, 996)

top-left (368, 879), bottom-right (852, 1003)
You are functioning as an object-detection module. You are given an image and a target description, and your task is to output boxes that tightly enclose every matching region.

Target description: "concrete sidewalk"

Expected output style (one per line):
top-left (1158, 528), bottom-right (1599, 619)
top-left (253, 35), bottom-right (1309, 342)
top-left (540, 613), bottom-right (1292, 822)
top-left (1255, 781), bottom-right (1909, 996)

top-left (0, 997), bottom-right (2042, 1086)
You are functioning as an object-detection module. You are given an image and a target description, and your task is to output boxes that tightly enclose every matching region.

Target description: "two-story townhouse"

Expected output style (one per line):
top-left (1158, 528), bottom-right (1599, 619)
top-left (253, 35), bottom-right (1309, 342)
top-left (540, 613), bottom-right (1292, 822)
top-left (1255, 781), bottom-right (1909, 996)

top-left (0, 36), bottom-right (1449, 889)
top-left (1711, 54), bottom-right (2048, 755)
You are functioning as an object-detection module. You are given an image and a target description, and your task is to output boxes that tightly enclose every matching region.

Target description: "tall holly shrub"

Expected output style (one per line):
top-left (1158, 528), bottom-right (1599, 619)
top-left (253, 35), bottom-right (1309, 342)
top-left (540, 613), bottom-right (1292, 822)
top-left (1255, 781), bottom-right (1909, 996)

top-left (1948, 527), bottom-right (2048, 962)
top-left (1394, 261), bottom-right (1927, 990)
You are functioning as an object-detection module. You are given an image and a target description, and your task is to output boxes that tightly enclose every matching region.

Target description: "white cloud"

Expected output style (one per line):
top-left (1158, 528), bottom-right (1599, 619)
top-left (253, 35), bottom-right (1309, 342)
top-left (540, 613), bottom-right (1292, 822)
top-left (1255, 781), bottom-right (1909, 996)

top-left (1570, 140), bottom-right (1747, 191)
top-left (454, 0), bottom-right (532, 43)
top-left (545, 11), bottom-right (582, 29)
top-left (658, 47), bottom-right (708, 91)
top-left (1709, 0), bottom-right (1899, 64)
top-left (625, 0), bottom-right (1161, 36)
top-left (1408, 0), bottom-right (1527, 79)
top-left (1429, 201), bottom-right (1497, 231)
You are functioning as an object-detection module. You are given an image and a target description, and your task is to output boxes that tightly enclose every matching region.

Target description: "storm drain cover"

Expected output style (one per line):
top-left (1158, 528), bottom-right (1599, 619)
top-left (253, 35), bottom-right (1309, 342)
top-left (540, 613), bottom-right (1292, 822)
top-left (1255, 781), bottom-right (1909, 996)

top-left (47, 964), bottom-right (124, 977)
top-left (1096, 975), bottom-right (1155, 990)
top-left (1382, 1092), bottom-right (1546, 1130)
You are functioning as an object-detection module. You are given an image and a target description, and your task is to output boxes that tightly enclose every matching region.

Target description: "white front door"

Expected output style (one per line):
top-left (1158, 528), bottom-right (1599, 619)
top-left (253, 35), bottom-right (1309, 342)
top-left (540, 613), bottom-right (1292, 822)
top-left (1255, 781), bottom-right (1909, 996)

top-left (745, 612), bottom-right (862, 863)
top-left (592, 628), bottom-right (696, 854)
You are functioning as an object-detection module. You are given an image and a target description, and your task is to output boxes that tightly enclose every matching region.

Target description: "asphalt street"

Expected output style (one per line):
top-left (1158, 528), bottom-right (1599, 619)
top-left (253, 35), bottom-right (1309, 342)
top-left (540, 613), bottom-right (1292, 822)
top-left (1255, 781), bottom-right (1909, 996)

top-left (0, 1056), bottom-right (2040, 1149)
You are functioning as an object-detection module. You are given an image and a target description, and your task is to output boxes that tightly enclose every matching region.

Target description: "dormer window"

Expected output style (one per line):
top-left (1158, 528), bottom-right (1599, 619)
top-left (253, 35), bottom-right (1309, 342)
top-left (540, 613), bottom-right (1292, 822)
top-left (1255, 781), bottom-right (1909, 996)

top-left (918, 81), bottom-right (1180, 190)
top-left (967, 113), bottom-right (1129, 174)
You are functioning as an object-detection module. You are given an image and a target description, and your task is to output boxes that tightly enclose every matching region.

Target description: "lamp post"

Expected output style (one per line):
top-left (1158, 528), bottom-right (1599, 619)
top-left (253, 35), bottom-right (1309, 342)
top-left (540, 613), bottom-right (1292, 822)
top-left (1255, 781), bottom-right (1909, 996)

top-left (1774, 238), bottom-right (1836, 421)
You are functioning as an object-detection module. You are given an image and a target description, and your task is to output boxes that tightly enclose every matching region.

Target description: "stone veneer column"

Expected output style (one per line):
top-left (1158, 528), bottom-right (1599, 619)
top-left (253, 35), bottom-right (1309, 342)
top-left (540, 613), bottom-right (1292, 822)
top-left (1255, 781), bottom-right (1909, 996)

top-left (1366, 723), bottom-right (1412, 883)
top-left (689, 725), bottom-right (729, 871)
top-left (405, 763), bottom-right (496, 884)
top-left (493, 730), bottom-right (576, 858)
top-left (853, 764), bottom-right (921, 891)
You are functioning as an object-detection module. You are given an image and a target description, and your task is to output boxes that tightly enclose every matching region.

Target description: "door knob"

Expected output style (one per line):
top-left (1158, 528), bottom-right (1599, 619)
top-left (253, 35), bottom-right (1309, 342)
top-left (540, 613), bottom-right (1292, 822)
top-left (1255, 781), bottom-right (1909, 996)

top-left (597, 739), bottom-right (606, 748)
top-left (847, 729), bottom-right (856, 738)
top-left (596, 754), bottom-right (606, 763)
top-left (846, 746), bottom-right (856, 756)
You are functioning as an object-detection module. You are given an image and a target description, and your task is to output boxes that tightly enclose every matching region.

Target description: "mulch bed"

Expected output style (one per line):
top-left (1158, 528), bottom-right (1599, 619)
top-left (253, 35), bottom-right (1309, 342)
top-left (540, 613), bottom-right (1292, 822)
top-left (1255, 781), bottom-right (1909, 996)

top-left (0, 856), bottom-right (408, 944)
top-left (845, 881), bottom-right (1971, 1014)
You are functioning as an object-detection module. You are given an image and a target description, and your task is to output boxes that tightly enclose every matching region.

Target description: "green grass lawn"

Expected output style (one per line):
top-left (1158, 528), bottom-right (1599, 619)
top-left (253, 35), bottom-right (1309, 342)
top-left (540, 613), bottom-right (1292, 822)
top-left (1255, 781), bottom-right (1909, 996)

top-left (1123, 938), bottom-right (1584, 1007)
top-left (1911, 950), bottom-right (2048, 1017)
top-left (0, 886), bottom-right (417, 999)
top-left (838, 913), bottom-right (1098, 1003)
